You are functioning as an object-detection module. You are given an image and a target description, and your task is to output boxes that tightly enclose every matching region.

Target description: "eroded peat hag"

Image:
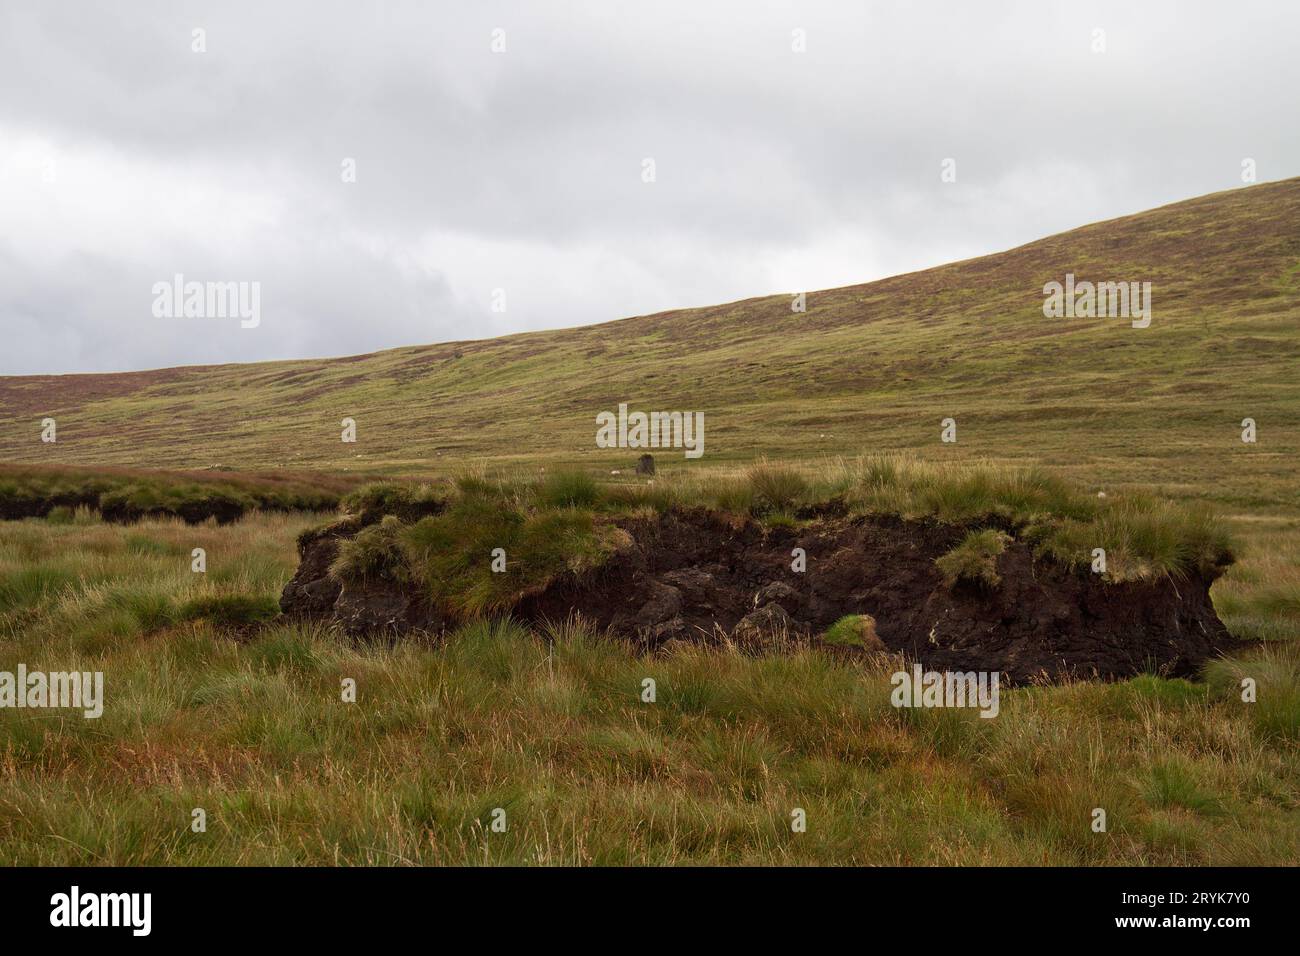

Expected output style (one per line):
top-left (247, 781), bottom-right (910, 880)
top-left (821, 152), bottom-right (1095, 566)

top-left (281, 470), bottom-right (1239, 683)
top-left (0, 464), bottom-right (358, 525)
top-left (520, 510), bottom-right (1237, 683)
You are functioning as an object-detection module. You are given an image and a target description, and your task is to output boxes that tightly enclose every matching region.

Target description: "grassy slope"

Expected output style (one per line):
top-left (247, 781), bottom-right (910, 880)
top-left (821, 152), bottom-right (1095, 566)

top-left (1, 178), bottom-right (1297, 517)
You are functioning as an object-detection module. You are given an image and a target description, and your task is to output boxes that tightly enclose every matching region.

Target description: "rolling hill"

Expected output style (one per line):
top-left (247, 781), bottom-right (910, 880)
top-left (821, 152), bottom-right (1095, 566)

top-left (2, 178), bottom-right (1299, 514)
top-left (1, 179), bottom-right (1298, 867)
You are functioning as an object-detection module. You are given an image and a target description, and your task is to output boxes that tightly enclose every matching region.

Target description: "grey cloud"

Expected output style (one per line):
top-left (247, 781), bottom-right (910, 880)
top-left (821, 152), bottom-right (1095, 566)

top-left (1, 0), bottom-right (1297, 373)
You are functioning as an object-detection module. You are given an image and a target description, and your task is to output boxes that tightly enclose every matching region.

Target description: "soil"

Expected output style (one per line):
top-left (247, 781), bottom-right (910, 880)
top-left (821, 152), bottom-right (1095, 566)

top-left (0, 491), bottom-right (101, 521)
top-left (0, 492), bottom-right (337, 525)
top-left (0, 496), bottom-right (268, 524)
top-left (280, 507), bottom-right (1240, 684)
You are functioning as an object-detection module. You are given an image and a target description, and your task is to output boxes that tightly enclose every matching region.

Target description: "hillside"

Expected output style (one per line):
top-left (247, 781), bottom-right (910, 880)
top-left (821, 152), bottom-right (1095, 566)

top-left (2, 180), bottom-right (1298, 868)
top-left (3, 179), bottom-right (1299, 511)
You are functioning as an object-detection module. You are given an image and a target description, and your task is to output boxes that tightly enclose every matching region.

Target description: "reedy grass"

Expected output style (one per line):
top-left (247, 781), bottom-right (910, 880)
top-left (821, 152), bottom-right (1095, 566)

top-left (935, 529), bottom-right (1010, 589)
top-left (1205, 644), bottom-right (1300, 742)
top-left (332, 490), bottom-right (629, 616)
top-left (536, 470), bottom-right (602, 509)
top-left (0, 511), bottom-right (1292, 865)
top-left (327, 454), bottom-right (1235, 585)
top-left (745, 460), bottom-right (809, 514)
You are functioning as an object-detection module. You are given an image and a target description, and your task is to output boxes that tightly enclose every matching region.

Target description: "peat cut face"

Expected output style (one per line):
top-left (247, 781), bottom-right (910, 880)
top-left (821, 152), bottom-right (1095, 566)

top-left (281, 508), bottom-right (1238, 684)
top-left (280, 516), bottom-right (446, 635)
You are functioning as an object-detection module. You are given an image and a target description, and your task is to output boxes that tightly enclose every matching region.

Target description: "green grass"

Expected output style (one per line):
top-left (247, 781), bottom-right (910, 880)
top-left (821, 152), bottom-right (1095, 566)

top-left (936, 529), bottom-right (1010, 589)
top-left (1206, 646), bottom-right (1300, 742)
top-left (339, 481), bottom-right (442, 524)
top-left (537, 469), bottom-right (602, 509)
top-left (0, 512), bottom-right (1294, 865)
top-left (333, 488), bottom-right (628, 616)
top-left (326, 457), bottom-right (1234, 586)
top-left (331, 516), bottom-right (414, 584)
top-left (746, 461), bottom-right (809, 514)
top-left (821, 614), bottom-right (880, 649)
top-left (180, 594), bottom-right (282, 629)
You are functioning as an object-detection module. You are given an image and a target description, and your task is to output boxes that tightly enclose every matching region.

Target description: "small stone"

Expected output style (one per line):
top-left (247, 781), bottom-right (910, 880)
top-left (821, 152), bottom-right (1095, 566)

top-left (732, 603), bottom-right (795, 651)
top-left (635, 581), bottom-right (682, 626)
top-left (753, 581), bottom-right (803, 613)
top-left (663, 567), bottom-right (716, 603)
top-left (649, 617), bottom-right (689, 645)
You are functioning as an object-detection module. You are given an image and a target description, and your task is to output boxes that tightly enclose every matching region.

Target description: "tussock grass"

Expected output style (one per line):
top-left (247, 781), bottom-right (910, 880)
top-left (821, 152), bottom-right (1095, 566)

top-left (331, 516), bottom-right (412, 583)
top-left (1033, 499), bottom-right (1233, 583)
top-left (746, 461), bottom-right (809, 514)
top-left (333, 455), bottom-right (1234, 585)
top-left (935, 530), bottom-right (1010, 589)
top-left (1200, 515), bottom-right (1300, 645)
top-left (821, 614), bottom-right (880, 649)
top-left (536, 470), bottom-right (601, 509)
top-left (739, 456), bottom-right (1228, 581)
top-left (0, 510), bottom-right (1294, 864)
top-left (1206, 645), bottom-right (1300, 742)
top-left (180, 594), bottom-right (281, 629)
top-left (332, 492), bottom-right (629, 616)
top-left (340, 482), bottom-right (441, 524)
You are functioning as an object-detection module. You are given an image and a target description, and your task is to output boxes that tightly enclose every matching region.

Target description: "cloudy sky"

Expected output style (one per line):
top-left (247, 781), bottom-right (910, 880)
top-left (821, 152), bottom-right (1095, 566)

top-left (2, 1), bottom-right (1297, 375)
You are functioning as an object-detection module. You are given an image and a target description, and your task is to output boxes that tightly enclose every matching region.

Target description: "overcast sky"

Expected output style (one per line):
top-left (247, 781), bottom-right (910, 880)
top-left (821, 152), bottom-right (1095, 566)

top-left (1, 1), bottom-right (1297, 375)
